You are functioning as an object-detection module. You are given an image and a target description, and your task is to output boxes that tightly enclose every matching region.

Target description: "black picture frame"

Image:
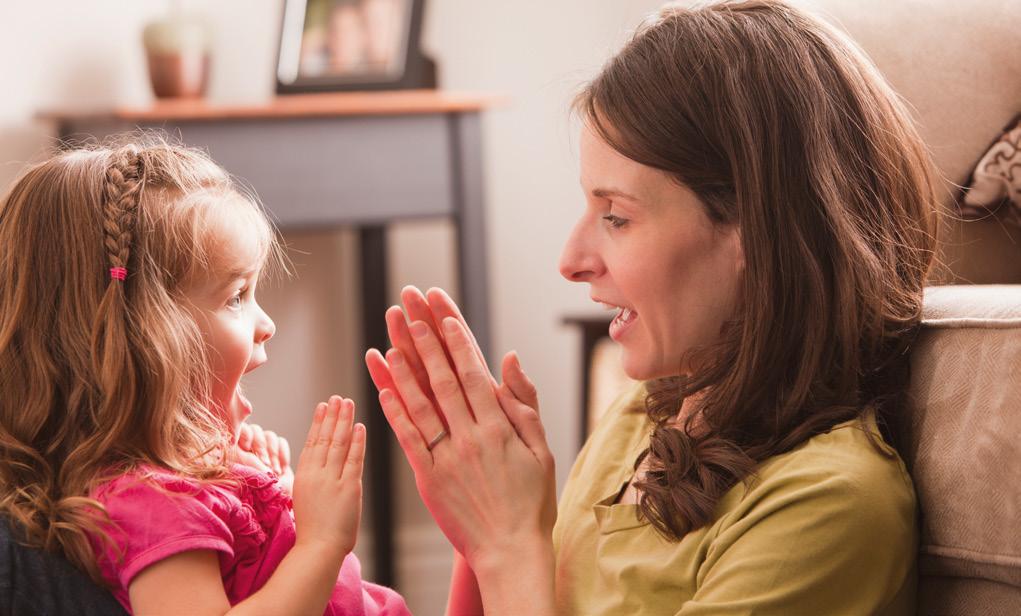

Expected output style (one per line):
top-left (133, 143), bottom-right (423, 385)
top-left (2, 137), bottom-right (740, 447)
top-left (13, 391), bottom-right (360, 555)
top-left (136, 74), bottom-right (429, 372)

top-left (275, 0), bottom-right (436, 94)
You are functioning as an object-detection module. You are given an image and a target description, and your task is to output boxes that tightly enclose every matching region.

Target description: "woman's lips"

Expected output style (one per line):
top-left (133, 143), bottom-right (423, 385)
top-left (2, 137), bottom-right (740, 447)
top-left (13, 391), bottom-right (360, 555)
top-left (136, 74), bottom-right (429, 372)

top-left (609, 307), bottom-right (638, 341)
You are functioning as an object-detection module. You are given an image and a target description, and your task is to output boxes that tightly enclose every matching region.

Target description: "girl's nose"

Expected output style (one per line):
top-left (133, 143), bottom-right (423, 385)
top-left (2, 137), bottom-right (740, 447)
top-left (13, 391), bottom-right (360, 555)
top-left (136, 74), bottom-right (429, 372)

top-left (559, 219), bottom-right (603, 283)
top-left (256, 307), bottom-right (275, 344)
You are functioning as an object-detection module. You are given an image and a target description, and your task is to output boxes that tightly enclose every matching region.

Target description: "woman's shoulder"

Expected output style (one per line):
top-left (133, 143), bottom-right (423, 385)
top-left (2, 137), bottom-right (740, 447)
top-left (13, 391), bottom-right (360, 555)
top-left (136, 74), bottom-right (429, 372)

top-left (731, 412), bottom-right (916, 525)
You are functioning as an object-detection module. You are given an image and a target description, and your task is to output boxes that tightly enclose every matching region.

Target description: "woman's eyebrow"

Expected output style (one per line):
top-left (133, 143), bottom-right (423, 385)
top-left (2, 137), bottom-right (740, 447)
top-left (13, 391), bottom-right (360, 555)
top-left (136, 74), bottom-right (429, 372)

top-left (592, 187), bottom-right (641, 202)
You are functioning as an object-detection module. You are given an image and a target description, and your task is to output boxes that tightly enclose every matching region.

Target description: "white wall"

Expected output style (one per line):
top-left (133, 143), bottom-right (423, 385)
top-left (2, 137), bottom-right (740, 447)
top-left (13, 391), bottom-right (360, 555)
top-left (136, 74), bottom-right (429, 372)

top-left (0, 1), bottom-right (664, 613)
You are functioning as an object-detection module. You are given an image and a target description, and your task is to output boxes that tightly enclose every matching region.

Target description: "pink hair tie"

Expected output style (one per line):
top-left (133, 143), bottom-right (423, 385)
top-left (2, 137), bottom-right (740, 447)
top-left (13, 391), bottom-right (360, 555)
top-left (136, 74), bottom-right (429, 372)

top-left (109, 266), bottom-right (127, 281)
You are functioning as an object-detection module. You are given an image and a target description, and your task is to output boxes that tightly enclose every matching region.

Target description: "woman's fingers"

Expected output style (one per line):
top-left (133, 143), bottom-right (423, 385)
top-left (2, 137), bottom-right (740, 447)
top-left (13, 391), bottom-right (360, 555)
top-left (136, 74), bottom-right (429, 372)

top-left (408, 320), bottom-right (477, 429)
top-left (365, 347), bottom-right (397, 393)
top-left (385, 305), bottom-right (435, 402)
top-left (496, 386), bottom-right (554, 468)
top-left (326, 398), bottom-right (355, 475)
top-left (401, 286), bottom-right (444, 342)
top-left (378, 388), bottom-right (431, 469)
top-left (437, 317), bottom-right (504, 425)
top-left (386, 347), bottom-right (450, 440)
top-left (501, 351), bottom-right (540, 414)
top-left (425, 287), bottom-right (494, 379)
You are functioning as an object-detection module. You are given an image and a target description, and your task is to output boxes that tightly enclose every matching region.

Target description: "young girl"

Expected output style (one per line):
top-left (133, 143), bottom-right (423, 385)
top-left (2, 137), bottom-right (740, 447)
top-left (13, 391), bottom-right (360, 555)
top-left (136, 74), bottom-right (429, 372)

top-left (0, 137), bottom-right (410, 615)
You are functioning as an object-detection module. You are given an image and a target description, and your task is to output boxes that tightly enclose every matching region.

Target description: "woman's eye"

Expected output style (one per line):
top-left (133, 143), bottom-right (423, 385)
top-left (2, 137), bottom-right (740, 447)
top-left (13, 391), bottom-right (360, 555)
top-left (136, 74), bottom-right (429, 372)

top-left (602, 214), bottom-right (629, 229)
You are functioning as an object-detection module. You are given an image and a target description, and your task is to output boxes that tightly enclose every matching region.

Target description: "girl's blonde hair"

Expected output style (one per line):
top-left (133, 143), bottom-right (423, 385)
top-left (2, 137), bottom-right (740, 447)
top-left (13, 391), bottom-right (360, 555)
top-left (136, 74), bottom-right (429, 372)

top-left (576, 0), bottom-right (939, 540)
top-left (0, 134), bottom-right (285, 581)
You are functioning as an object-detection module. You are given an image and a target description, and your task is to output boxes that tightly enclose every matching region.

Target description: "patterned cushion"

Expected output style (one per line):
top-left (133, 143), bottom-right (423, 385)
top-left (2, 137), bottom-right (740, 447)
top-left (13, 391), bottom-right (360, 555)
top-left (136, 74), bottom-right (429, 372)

top-left (910, 285), bottom-right (1021, 615)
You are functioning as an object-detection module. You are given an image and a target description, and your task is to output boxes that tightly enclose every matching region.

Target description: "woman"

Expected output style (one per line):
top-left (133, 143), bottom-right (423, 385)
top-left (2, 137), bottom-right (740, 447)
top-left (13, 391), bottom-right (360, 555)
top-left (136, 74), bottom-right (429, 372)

top-left (365, 0), bottom-right (938, 613)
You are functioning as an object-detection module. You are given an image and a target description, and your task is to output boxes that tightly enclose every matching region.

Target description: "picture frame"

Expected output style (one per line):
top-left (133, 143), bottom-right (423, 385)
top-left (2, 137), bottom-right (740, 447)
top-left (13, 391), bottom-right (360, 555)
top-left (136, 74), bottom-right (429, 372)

top-left (275, 0), bottom-right (436, 94)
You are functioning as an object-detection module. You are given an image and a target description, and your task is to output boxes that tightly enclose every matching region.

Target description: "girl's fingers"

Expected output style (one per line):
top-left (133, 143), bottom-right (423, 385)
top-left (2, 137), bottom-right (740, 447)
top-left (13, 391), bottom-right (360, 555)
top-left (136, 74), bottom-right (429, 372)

top-left (299, 402), bottom-right (328, 470)
top-left (341, 423), bottom-right (366, 483)
top-left (279, 435), bottom-right (291, 471)
top-left (314, 396), bottom-right (343, 466)
top-left (326, 399), bottom-right (355, 474)
top-left (407, 320), bottom-right (476, 430)
top-left (438, 317), bottom-right (503, 425)
top-left (386, 347), bottom-right (449, 440)
top-left (265, 431), bottom-right (282, 474)
top-left (425, 287), bottom-right (494, 379)
top-left (378, 388), bottom-right (431, 469)
top-left (501, 351), bottom-right (540, 414)
top-left (250, 425), bottom-right (269, 464)
top-left (237, 423), bottom-right (254, 451)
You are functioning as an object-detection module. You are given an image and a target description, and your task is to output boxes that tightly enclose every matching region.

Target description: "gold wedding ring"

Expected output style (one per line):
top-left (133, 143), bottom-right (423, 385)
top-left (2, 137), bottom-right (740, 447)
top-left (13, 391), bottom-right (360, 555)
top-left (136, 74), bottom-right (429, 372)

top-left (427, 429), bottom-right (448, 451)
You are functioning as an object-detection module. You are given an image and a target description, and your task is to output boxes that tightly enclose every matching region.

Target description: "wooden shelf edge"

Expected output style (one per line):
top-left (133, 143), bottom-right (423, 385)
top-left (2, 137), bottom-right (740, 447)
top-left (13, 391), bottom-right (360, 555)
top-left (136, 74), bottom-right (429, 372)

top-left (38, 90), bottom-right (506, 123)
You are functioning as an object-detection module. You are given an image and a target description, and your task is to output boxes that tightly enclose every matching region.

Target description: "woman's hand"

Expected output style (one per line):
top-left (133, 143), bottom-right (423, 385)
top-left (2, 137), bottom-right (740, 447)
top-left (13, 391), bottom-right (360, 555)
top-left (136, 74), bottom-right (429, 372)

top-left (291, 396), bottom-right (366, 559)
top-left (364, 287), bottom-right (556, 569)
top-left (236, 422), bottom-right (295, 495)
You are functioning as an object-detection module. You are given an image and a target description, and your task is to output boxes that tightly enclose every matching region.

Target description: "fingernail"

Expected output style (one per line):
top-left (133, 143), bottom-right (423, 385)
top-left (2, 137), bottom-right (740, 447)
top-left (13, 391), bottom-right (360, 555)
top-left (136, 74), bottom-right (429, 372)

top-left (443, 317), bottom-right (458, 333)
top-left (410, 321), bottom-right (428, 339)
top-left (380, 389), bottom-right (394, 404)
top-left (388, 349), bottom-right (404, 365)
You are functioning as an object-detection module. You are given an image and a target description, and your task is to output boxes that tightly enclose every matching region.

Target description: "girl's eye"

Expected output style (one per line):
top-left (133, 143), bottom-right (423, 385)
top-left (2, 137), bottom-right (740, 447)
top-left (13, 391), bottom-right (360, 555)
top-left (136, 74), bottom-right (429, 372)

top-left (602, 214), bottom-right (629, 230)
top-left (227, 289), bottom-right (247, 309)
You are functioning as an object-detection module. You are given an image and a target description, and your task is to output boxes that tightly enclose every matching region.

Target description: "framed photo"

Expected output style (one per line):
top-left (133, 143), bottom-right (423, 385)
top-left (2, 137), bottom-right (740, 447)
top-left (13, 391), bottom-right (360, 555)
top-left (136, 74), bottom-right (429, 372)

top-left (276, 0), bottom-right (435, 94)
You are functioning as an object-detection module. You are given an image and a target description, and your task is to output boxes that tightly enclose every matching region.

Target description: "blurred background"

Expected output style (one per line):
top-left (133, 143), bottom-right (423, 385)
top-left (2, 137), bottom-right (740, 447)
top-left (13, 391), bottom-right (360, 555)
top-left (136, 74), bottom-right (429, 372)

top-left (3, 1), bottom-right (1020, 614)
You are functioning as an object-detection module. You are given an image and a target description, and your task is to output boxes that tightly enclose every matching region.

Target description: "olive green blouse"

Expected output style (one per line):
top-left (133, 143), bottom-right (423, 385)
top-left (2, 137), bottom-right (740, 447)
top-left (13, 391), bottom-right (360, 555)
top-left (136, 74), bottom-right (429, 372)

top-left (552, 383), bottom-right (917, 615)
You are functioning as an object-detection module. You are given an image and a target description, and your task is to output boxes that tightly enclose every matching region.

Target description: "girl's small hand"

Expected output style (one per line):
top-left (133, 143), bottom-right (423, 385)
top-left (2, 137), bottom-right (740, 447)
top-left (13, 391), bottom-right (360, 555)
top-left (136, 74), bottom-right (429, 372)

top-left (291, 396), bottom-right (365, 558)
top-left (236, 422), bottom-right (295, 495)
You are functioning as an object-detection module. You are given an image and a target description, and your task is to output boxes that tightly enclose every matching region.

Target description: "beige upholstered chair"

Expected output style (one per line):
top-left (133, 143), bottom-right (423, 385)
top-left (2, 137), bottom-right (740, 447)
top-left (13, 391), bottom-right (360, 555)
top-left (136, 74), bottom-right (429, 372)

top-left (804, 2), bottom-right (1021, 612)
top-left (909, 286), bottom-right (1021, 614)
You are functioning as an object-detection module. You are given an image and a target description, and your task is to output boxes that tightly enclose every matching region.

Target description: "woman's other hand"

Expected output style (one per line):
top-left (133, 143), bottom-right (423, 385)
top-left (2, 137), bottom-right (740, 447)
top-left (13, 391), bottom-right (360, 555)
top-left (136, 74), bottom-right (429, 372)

top-left (291, 396), bottom-right (365, 559)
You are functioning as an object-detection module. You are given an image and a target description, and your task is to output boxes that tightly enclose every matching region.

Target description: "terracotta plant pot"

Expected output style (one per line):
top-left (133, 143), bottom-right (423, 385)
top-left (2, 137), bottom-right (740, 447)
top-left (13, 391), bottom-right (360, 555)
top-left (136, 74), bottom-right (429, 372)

top-left (143, 13), bottom-right (211, 99)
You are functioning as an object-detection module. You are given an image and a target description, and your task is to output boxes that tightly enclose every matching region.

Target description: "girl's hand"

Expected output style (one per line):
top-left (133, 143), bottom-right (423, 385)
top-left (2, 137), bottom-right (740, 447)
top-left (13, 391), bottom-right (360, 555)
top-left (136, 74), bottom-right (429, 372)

top-left (364, 287), bottom-right (556, 568)
top-left (236, 422), bottom-right (295, 495)
top-left (291, 396), bottom-right (366, 558)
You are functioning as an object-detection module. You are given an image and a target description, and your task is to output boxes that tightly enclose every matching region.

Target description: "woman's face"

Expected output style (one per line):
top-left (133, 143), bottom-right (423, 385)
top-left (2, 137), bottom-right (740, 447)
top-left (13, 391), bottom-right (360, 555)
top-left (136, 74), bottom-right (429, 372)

top-left (559, 125), bottom-right (744, 380)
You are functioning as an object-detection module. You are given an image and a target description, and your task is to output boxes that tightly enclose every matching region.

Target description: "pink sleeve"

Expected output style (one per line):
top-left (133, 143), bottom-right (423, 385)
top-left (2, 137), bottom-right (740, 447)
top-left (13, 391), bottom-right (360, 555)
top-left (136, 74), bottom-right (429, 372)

top-left (93, 471), bottom-right (234, 591)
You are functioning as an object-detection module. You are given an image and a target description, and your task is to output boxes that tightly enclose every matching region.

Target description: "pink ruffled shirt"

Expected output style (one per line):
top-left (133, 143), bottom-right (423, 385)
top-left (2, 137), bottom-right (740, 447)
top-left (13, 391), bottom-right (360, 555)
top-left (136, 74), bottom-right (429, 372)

top-left (89, 464), bottom-right (410, 616)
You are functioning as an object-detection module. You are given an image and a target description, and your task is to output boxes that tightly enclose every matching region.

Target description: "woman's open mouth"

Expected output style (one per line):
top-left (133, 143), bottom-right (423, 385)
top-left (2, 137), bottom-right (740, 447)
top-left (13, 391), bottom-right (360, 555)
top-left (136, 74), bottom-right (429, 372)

top-left (596, 300), bottom-right (638, 341)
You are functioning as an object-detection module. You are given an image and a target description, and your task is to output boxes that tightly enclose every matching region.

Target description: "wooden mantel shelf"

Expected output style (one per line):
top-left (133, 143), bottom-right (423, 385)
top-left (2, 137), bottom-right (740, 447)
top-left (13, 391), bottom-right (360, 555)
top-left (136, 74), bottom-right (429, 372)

top-left (40, 90), bottom-right (503, 123)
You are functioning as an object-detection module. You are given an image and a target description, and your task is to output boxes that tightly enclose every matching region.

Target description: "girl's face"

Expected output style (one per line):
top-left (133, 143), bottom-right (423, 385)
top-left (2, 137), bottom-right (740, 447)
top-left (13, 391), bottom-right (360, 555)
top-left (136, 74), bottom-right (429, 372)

top-left (559, 125), bottom-right (744, 380)
top-left (186, 232), bottom-right (276, 438)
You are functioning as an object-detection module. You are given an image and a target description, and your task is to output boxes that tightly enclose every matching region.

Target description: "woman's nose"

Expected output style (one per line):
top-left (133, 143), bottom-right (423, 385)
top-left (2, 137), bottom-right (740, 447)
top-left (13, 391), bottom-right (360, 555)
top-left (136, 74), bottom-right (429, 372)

top-left (559, 220), bottom-right (603, 283)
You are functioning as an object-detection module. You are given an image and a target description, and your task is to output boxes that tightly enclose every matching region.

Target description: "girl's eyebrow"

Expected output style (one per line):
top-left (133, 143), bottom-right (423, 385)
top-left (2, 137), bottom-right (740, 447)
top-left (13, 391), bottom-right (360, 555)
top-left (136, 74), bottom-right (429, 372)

top-left (216, 268), bottom-right (257, 290)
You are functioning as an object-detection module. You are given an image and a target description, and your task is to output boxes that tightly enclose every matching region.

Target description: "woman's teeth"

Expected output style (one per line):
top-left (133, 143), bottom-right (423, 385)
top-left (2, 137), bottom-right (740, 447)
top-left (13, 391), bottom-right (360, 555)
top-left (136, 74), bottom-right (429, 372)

top-left (614, 307), bottom-right (637, 324)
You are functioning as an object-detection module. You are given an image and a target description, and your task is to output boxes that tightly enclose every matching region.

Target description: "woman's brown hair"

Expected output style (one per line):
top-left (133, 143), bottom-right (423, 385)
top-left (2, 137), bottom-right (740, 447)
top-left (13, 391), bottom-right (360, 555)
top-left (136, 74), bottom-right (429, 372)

top-left (576, 0), bottom-right (940, 540)
top-left (0, 134), bottom-right (286, 581)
